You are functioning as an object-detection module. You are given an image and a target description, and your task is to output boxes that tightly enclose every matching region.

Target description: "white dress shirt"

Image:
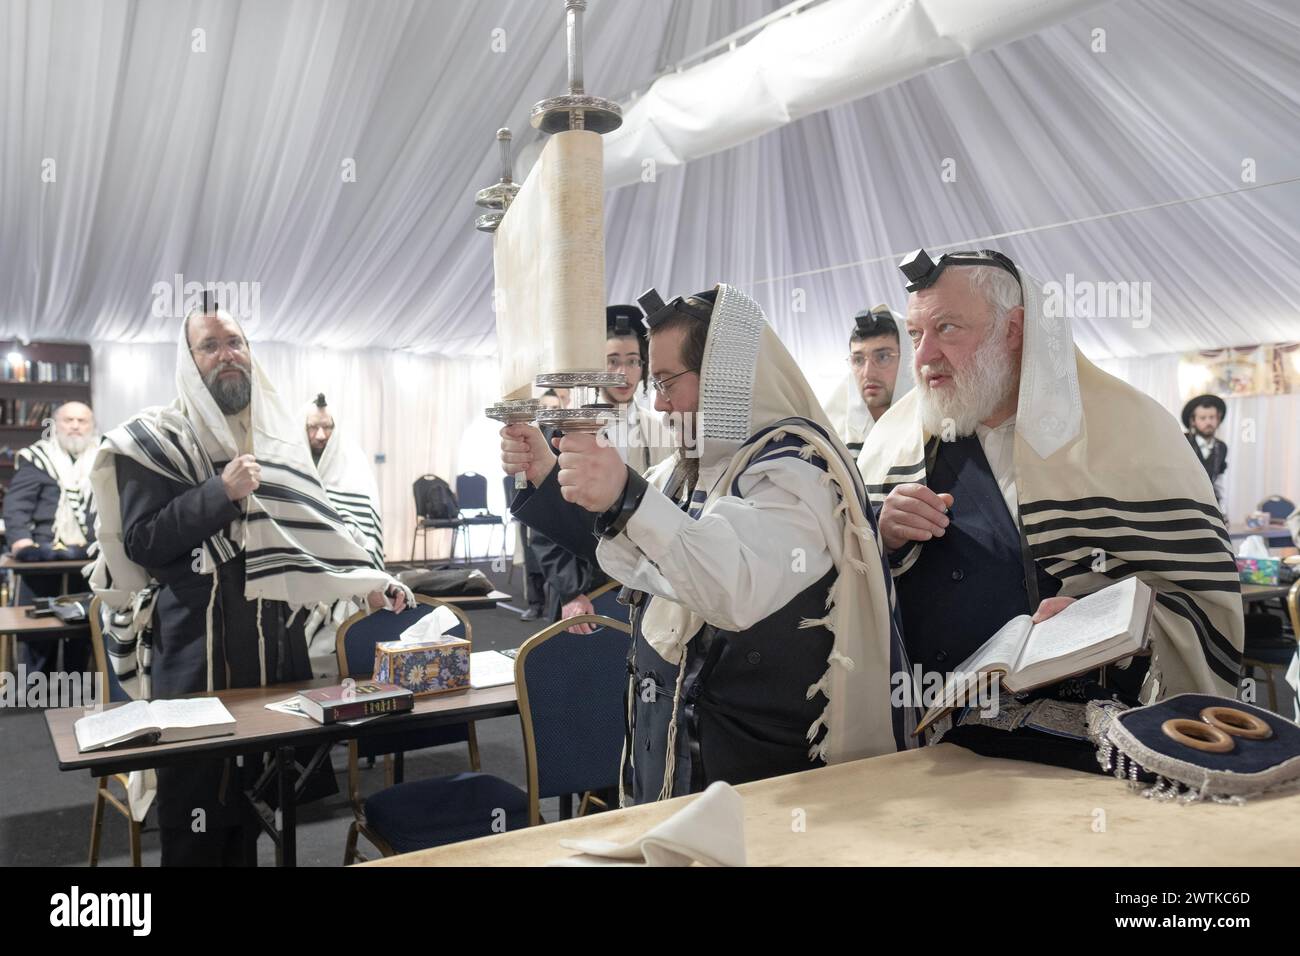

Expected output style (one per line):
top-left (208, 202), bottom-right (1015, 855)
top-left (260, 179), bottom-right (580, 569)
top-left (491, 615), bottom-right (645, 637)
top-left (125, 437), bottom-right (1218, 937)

top-left (973, 414), bottom-right (1018, 520)
top-left (595, 454), bottom-right (839, 633)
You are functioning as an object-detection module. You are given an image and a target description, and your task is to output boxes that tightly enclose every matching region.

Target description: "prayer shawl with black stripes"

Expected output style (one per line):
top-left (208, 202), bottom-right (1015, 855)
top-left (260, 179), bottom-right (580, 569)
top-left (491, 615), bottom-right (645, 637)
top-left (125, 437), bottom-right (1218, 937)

top-left (88, 314), bottom-right (403, 698)
top-left (309, 410), bottom-right (384, 568)
top-left (623, 283), bottom-right (914, 787)
top-left (17, 436), bottom-right (94, 549)
top-left (859, 271), bottom-right (1243, 699)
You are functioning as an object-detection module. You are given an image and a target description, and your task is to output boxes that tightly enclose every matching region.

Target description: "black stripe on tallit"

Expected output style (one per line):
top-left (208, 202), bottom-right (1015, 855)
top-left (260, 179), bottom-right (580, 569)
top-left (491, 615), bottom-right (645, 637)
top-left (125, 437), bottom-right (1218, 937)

top-left (1026, 532), bottom-right (1237, 562)
top-left (1052, 559), bottom-right (1242, 593)
top-left (123, 421), bottom-right (190, 484)
top-left (1019, 495), bottom-right (1224, 523)
top-left (1023, 511), bottom-right (1230, 541)
top-left (1155, 590), bottom-right (1242, 685)
top-left (253, 482), bottom-right (346, 524)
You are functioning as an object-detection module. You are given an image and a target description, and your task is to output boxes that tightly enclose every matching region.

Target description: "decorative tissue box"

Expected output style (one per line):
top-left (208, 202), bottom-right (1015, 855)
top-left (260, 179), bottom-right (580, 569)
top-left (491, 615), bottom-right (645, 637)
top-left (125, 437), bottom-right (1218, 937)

top-left (373, 636), bottom-right (471, 697)
top-left (1236, 556), bottom-right (1281, 586)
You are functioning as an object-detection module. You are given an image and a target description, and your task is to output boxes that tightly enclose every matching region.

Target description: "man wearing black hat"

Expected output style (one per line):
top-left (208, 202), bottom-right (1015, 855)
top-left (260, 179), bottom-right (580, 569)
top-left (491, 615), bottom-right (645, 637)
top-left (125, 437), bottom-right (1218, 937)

top-left (1183, 394), bottom-right (1228, 517)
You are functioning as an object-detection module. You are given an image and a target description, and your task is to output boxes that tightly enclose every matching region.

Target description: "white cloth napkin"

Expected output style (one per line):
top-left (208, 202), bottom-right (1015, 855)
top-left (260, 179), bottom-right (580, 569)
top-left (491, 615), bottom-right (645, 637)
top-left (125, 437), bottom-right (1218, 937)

top-left (548, 781), bottom-right (746, 867)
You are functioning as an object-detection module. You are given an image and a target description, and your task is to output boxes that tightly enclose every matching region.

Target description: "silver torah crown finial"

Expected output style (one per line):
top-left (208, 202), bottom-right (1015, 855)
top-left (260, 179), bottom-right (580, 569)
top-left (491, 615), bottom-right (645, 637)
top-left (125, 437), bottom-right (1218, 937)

top-left (475, 128), bottom-right (521, 232)
top-left (531, 0), bottom-right (622, 135)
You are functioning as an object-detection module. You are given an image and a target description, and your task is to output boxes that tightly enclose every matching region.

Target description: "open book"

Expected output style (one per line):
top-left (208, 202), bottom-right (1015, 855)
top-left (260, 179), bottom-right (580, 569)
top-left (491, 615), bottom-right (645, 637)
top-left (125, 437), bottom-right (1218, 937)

top-left (915, 577), bottom-right (1155, 735)
top-left (74, 698), bottom-right (237, 752)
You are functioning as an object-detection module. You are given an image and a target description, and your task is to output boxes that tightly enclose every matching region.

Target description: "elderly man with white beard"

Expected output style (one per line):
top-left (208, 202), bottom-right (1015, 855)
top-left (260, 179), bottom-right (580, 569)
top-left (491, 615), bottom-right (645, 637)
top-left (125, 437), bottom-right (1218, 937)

top-left (3, 400), bottom-right (98, 673)
top-left (860, 249), bottom-right (1243, 770)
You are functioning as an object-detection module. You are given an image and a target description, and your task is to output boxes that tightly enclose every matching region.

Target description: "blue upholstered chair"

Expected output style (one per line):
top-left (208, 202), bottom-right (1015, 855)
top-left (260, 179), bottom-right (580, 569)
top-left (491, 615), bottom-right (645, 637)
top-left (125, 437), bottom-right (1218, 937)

top-left (351, 613), bottom-right (632, 860)
top-left (586, 580), bottom-right (630, 626)
top-left (454, 472), bottom-right (505, 562)
top-left (516, 613), bottom-right (633, 824)
top-left (337, 596), bottom-right (483, 863)
top-left (1257, 495), bottom-right (1297, 523)
top-left (86, 597), bottom-right (142, 866)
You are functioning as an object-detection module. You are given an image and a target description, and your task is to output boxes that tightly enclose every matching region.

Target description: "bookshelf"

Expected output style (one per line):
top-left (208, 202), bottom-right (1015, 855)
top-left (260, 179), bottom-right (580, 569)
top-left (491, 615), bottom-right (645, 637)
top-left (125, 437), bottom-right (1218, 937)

top-left (0, 341), bottom-right (94, 509)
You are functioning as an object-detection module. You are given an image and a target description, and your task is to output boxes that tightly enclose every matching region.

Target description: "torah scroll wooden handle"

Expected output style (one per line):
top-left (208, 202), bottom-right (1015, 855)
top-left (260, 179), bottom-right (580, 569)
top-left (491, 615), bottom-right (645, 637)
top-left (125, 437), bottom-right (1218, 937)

top-left (1161, 718), bottom-right (1234, 753)
top-left (1200, 706), bottom-right (1273, 740)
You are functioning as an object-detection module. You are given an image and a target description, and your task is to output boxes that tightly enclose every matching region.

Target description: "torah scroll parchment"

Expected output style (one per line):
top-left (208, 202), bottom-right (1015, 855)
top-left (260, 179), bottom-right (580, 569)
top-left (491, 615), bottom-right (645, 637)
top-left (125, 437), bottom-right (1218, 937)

top-left (492, 129), bottom-right (607, 399)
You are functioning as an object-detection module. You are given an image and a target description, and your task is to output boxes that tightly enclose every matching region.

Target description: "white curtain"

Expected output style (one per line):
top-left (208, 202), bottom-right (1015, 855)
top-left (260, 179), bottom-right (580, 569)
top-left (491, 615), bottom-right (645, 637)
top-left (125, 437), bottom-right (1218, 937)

top-left (4, 0), bottom-right (1298, 363)
top-left (91, 340), bottom-right (502, 562)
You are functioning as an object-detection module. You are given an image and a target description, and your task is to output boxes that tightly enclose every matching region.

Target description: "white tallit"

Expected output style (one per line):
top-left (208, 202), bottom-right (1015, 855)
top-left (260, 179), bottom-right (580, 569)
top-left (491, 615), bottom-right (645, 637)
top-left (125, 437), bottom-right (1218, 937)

top-left (16, 435), bottom-right (95, 549)
top-left (628, 284), bottom-right (913, 769)
top-left (309, 404), bottom-right (384, 568)
top-left (859, 268), bottom-right (1244, 699)
top-left (89, 314), bottom-right (406, 691)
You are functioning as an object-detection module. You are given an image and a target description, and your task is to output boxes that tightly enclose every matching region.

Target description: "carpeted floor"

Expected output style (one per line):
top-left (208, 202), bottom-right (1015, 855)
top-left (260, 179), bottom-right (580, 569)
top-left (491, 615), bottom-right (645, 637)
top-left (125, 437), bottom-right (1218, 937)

top-left (0, 562), bottom-right (568, 867)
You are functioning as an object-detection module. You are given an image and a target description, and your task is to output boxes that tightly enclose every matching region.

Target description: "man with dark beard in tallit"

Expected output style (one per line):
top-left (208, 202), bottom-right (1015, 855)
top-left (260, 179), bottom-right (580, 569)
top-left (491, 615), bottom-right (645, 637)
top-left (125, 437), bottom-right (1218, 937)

top-left (90, 302), bottom-right (409, 865)
top-left (501, 284), bottom-right (913, 804)
top-left (860, 249), bottom-right (1244, 768)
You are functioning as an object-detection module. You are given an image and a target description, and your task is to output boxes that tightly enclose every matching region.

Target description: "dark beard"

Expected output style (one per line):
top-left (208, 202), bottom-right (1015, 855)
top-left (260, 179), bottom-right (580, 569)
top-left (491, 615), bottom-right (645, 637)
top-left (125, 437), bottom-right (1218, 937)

top-left (311, 445), bottom-right (324, 463)
top-left (206, 366), bottom-right (252, 414)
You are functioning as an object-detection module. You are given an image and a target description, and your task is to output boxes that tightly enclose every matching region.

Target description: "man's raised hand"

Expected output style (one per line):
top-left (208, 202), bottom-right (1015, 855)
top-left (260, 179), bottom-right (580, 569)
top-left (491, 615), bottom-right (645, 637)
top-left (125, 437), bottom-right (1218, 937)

top-left (878, 484), bottom-right (954, 552)
top-left (221, 454), bottom-right (261, 502)
top-left (556, 432), bottom-right (627, 512)
top-left (500, 424), bottom-right (557, 488)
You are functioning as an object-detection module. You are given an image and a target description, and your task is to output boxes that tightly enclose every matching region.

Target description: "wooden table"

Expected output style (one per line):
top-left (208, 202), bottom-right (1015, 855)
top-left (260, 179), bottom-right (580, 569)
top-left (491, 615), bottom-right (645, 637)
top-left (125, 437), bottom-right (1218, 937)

top-left (366, 744), bottom-right (1300, 867)
top-left (0, 554), bottom-right (89, 607)
top-left (44, 678), bottom-right (519, 866)
top-left (0, 605), bottom-right (91, 675)
top-left (1241, 582), bottom-right (1296, 606)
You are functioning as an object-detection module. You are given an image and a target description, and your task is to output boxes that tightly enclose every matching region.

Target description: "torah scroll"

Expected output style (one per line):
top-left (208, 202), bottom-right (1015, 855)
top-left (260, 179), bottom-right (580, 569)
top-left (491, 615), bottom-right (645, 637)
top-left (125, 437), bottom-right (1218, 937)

top-left (491, 129), bottom-right (607, 399)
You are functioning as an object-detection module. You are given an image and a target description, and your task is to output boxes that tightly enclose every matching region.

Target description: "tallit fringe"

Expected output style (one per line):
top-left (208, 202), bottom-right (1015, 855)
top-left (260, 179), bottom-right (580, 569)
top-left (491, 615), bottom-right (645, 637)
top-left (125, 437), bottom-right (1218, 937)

top-left (658, 659), bottom-right (689, 802)
top-left (257, 596), bottom-right (267, 687)
top-left (798, 614), bottom-right (834, 630)
top-left (798, 444), bottom-right (818, 461)
top-left (618, 671), bottom-right (634, 810)
top-left (204, 573), bottom-right (218, 694)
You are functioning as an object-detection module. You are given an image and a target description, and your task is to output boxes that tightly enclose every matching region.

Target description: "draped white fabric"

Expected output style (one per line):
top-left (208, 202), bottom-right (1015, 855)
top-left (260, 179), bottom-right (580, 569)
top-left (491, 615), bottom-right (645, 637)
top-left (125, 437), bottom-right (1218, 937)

top-left (91, 340), bottom-right (501, 561)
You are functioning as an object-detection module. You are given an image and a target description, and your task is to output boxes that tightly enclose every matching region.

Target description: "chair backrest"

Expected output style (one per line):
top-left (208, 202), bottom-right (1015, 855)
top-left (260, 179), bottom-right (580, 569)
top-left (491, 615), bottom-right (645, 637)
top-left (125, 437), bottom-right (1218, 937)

top-left (1257, 495), bottom-right (1297, 522)
top-left (516, 613), bottom-right (633, 825)
top-left (455, 472), bottom-right (490, 513)
top-left (413, 475), bottom-right (459, 519)
top-left (335, 595), bottom-right (472, 759)
top-left (87, 597), bottom-right (131, 704)
top-left (587, 580), bottom-right (629, 625)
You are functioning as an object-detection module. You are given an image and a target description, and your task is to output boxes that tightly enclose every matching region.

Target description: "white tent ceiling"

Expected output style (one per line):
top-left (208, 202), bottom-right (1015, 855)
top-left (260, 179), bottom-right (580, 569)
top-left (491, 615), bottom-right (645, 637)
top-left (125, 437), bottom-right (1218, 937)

top-left (2, 0), bottom-right (1298, 366)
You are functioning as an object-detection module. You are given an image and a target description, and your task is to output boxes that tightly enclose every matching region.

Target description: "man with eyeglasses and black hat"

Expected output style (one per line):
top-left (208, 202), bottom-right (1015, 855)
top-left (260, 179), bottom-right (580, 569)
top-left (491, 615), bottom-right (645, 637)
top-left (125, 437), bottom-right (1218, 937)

top-left (860, 248), bottom-right (1243, 769)
top-left (500, 284), bottom-right (912, 804)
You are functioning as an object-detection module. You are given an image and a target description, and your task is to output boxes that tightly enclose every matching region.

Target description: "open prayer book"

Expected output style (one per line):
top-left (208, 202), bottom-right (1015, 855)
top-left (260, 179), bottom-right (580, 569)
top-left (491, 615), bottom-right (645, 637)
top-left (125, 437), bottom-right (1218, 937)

top-left (74, 698), bottom-right (237, 752)
top-left (914, 577), bottom-right (1155, 735)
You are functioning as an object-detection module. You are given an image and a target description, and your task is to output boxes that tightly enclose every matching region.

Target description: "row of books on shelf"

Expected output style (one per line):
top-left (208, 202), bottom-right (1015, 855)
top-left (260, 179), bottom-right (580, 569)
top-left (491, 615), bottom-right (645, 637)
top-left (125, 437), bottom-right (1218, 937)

top-left (0, 399), bottom-right (54, 427)
top-left (1, 359), bottom-right (91, 383)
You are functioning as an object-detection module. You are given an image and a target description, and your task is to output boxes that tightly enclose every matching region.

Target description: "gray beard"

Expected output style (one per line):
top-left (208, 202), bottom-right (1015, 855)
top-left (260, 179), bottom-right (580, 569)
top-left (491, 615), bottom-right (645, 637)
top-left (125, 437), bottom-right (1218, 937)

top-left (918, 332), bottom-right (1017, 439)
top-left (56, 433), bottom-right (93, 457)
top-left (206, 367), bottom-right (252, 414)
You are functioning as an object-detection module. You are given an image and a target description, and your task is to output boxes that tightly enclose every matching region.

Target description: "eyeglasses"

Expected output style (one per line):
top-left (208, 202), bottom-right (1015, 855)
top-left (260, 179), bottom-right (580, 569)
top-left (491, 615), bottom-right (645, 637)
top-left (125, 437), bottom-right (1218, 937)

top-left (647, 367), bottom-right (699, 397)
top-left (190, 336), bottom-right (248, 358)
top-left (605, 356), bottom-right (644, 371)
top-left (848, 349), bottom-right (899, 369)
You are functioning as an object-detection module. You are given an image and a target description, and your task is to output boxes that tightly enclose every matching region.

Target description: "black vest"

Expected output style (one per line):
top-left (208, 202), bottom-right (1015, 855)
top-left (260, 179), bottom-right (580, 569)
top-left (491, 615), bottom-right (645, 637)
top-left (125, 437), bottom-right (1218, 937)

top-left (893, 436), bottom-right (1059, 677)
top-left (622, 433), bottom-right (837, 802)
